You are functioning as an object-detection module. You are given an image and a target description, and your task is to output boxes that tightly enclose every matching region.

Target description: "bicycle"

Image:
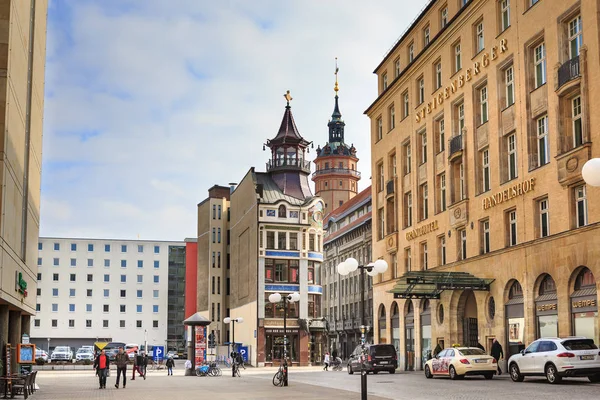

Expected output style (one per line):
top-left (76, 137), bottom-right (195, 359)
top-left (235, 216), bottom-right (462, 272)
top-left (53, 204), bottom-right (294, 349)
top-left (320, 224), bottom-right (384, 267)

top-left (208, 362), bottom-right (222, 377)
top-left (272, 361), bottom-right (287, 387)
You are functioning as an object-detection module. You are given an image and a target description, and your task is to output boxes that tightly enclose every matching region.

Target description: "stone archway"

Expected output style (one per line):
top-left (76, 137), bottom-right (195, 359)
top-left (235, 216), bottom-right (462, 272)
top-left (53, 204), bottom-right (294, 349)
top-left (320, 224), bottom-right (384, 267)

top-left (457, 290), bottom-right (478, 347)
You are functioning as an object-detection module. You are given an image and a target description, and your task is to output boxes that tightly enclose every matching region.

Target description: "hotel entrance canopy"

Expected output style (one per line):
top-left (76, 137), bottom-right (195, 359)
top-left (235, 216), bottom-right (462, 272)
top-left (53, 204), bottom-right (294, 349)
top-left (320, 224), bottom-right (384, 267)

top-left (388, 271), bottom-right (495, 299)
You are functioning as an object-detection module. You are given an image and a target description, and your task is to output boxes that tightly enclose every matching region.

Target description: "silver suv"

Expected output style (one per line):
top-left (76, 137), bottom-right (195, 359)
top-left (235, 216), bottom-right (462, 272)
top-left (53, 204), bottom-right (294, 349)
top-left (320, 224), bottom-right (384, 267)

top-left (508, 337), bottom-right (600, 384)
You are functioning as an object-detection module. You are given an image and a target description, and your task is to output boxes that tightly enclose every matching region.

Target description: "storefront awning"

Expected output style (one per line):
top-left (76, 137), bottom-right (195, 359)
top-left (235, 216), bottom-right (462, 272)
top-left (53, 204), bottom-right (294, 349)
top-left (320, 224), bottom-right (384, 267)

top-left (388, 271), bottom-right (495, 299)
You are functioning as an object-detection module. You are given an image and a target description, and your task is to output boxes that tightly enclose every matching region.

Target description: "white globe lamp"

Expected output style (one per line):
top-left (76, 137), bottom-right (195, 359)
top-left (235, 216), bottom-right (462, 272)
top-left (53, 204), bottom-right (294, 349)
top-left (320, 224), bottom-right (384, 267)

top-left (268, 293), bottom-right (282, 304)
top-left (345, 257), bottom-right (359, 273)
top-left (582, 158), bottom-right (600, 187)
top-left (337, 262), bottom-right (350, 276)
top-left (374, 259), bottom-right (389, 274)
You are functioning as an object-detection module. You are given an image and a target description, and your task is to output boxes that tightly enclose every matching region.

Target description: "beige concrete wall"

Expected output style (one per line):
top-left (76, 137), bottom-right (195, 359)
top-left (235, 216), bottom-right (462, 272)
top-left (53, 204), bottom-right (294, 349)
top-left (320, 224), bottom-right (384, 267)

top-left (0, 0), bottom-right (47, 314)
top-left (230, 170), bottom-right (258, 310)
top-left (229, 300), bottom-right (257, 366)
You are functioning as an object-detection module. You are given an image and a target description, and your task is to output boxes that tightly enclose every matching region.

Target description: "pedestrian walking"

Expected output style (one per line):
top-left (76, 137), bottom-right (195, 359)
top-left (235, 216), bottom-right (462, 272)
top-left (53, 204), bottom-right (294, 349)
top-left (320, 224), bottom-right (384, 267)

top-left (490, 338), bottom-right (504, 375)
top-left (323, 352), bottom-right (330, 371)
top-left (114, 347), bottom-right (128, 389)
top-left (131, 351), bottom-right (146, 380)
top-left (142, 353), bottom-right (149, 376)
top-left (332, 349), bottom-right (338, 360)
top-left (165, 357), bottom-right (175, 376)
top-left (93, 349), bottom-right (110, 389)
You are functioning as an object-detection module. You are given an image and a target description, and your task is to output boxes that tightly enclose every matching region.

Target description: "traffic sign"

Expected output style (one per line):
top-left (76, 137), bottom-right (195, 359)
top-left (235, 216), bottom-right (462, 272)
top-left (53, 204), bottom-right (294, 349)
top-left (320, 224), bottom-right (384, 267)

top-left (239, 346), bottom-right (248, 363)
top-left (153, 345), bottom-right (164, 362)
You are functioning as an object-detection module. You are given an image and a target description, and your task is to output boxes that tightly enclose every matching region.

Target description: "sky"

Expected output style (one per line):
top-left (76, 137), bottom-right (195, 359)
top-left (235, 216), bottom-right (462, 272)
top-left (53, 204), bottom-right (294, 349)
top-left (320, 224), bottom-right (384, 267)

top-left (40, 0), bottom-right (431, 241)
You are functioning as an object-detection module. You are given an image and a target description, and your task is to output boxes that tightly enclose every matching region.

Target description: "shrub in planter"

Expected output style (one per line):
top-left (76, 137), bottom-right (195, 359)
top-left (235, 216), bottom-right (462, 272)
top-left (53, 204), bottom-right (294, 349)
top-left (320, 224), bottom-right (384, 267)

top-left (35, 358), bottom-right (46, 366)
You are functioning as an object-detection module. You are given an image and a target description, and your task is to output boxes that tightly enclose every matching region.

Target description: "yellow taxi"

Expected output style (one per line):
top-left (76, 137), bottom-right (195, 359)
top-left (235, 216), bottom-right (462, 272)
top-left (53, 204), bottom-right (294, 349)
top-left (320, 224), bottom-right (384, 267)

top-left (424, 347), bottom-right (497, 380)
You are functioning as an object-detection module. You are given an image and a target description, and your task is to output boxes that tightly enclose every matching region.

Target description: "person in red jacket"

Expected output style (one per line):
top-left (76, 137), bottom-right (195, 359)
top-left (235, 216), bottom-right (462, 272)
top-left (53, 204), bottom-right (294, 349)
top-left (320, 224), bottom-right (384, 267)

top-left (93, 350), bottom-right (110, 389)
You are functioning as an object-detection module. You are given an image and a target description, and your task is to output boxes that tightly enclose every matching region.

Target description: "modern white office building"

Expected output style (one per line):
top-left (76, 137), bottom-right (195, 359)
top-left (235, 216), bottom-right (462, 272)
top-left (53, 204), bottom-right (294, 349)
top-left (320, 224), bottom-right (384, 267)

top-left (31, 237), bottom-right (185, 352)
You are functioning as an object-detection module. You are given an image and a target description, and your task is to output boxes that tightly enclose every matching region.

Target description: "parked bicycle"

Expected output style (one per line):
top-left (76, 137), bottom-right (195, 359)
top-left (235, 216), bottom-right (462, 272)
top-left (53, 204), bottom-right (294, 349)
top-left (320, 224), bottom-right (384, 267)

top-left (273, 360), bottom-right (287, 387)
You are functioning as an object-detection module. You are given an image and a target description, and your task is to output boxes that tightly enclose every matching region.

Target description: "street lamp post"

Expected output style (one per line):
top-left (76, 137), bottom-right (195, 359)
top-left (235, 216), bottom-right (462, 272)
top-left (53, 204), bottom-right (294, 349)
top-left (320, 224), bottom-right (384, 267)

top-left (268, 292), bottom-right (300, 387)
top-left (337, 257), bottom-right (388, 400)
top-left (223, 317), bottom-right (243, 377)
top-left (47, 338), bottom-right (50, 353)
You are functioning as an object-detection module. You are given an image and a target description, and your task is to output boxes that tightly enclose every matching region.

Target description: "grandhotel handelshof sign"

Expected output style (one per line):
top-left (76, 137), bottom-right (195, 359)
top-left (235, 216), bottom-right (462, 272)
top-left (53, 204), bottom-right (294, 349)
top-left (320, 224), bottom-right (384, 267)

top-left (482, 178), bottom-right (536, 210)
top-left (416, 39), bottom-right (508, 123)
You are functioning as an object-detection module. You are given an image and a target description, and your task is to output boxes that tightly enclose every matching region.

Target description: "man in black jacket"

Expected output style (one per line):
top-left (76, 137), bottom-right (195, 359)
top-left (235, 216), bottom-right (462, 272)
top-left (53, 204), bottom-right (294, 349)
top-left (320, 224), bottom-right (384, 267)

top-left (491, 338), bottom-right (504, 375)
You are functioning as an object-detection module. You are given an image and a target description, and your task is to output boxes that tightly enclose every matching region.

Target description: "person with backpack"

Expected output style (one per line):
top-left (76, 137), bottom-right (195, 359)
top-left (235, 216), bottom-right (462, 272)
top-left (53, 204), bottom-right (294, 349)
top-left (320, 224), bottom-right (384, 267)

top-left (165, 357), bottom-right (175, 376)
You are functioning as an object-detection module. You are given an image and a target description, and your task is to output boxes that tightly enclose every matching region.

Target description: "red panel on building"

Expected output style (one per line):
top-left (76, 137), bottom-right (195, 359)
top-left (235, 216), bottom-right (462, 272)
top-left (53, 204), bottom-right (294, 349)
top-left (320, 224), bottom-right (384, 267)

top-left (185, 239), bottom-right (198, 318)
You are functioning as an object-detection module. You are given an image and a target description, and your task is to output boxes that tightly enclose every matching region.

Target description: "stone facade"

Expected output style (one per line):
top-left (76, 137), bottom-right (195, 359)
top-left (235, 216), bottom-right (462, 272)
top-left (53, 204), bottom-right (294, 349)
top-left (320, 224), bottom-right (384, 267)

top-left (366, 0), bottom-right (600, 371)
top-left (0, 0), bottom-right (47, 372)
top-left (321, 187), bottom-right (373, 360)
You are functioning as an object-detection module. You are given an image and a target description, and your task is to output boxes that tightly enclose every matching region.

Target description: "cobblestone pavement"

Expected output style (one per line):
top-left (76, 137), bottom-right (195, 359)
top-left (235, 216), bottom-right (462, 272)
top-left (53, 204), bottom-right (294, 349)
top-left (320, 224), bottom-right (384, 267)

top-left (32, 367), bottom-right (600, 400)
top-left (33, 368), bottom-right (388, 400)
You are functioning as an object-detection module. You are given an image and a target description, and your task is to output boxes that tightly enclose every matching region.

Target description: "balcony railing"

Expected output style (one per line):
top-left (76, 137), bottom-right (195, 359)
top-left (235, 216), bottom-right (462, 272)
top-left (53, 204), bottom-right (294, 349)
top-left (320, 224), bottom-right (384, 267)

top-left (386, 179), bottom-right (395, 195)
top-left (449, 134), bottom-right (463, 157)
top-left (312, 168), bottom-right (361, 179)
top-left (557, 56), bottom-right (580, 89)
top-left (267, 158), bottom-right (311, 174)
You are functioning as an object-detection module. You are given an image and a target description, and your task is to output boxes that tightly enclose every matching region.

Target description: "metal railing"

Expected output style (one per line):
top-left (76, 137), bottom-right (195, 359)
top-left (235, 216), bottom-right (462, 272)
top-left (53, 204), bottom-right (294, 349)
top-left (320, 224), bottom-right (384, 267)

top-left (312, 168), bottom-right (361, 178)
top-left (267, 158), bottom-right (311, 173)
top-left (557, 56), bottom-right (580, 89)
top-left (449, 134), bottom-right (463, 157)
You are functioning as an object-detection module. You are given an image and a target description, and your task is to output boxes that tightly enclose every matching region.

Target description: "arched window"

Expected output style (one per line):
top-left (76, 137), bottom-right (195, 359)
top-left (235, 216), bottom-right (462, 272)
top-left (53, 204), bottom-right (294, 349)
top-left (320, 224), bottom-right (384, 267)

top-left (575, 268), bottom-right (595, 290)
top-left (278, 205), bottom-right (286, 218)
top-left (539, 275), bottom-right (556, 295)
top-left (509, 281), bottom-right (523, 299)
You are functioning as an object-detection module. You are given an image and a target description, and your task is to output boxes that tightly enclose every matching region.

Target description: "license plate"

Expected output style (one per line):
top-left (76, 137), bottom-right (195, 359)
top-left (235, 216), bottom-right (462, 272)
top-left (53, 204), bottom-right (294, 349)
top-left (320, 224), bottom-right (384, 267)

top-left (474, 359), bottom-right (487, 363)
top-left (380, 361), bottom-right (388, 364)
top-left (580, 355), bottom-right (594, 360)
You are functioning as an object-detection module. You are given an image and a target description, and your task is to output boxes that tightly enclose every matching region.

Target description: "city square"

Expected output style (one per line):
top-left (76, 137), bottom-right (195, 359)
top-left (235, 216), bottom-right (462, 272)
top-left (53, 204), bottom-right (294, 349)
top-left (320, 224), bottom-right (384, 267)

top-left (0, 0), bottom-right (599, 399)
top-left (30, 367), bottom-right (600, 400)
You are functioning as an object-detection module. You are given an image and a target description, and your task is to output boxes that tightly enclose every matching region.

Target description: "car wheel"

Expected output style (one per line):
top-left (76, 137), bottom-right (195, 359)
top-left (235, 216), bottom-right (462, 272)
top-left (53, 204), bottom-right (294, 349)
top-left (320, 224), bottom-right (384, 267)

top-left (545, 364), bottom-right (562, 384)
top-left (588, 373), bottom-right (600, 383)
top-left (509, 363), bottom-right (524, 382)
top-left (389, 369), bottom-right (395, 374)
top-left (449, 366), bottom-right (459, 380)
top-left (424, 365), bottom-right (433, 379)
top-left (484, 373), bottom-right (493, 380)
top-left (348, 364), bottom-right (353, 375)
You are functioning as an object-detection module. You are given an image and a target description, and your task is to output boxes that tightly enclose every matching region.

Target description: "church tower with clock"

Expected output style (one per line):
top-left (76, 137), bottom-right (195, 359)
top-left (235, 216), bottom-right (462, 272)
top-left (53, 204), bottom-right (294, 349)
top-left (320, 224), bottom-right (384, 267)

top-left (312, 64), bottom-right (361, 215)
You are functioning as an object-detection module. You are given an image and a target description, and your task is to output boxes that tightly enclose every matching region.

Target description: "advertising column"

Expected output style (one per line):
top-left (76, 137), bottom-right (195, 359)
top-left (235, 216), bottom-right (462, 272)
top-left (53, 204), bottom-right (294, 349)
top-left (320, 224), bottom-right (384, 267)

top-left (195, 327), bottom-right (206, 366)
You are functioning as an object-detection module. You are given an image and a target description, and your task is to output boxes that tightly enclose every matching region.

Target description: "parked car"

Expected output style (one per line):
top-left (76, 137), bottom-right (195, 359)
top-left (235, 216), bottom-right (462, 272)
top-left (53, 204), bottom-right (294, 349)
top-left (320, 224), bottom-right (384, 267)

top-left (508, 337), bottom-right (600, 384)
top-left (424, 347), bottom-right (497, 380)
top-left (347, 344), bottom-right (397, 374)
top-left (35, 349), bottom-right (48, 362)
top-left (76, 348), bottom-right (94, 362)
top-left (50, 346), bottom-right (73, 362)
top-left (166, 351), bottom-right (179, 359)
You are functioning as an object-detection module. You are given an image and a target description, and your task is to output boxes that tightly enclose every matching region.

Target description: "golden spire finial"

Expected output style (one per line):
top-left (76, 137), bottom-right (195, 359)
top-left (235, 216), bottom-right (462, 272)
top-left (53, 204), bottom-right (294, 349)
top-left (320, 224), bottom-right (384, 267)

top-left (334, 58), bottom-right (339, 93)
top-left (284, 90), bottom-right (293, 105)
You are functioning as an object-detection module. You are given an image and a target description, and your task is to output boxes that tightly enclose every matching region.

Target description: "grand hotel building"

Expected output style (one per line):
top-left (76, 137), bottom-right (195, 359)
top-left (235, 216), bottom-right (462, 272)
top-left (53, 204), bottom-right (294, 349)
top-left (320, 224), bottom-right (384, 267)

top-left (367, 0), bottom-right (600, 371)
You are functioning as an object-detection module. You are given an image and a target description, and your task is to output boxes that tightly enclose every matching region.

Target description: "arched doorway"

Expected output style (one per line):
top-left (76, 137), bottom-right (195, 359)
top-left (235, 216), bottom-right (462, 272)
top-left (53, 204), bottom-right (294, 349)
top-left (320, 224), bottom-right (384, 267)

top-left (535, 274), bottom-right (558, 338)
top-left (505, 280), bottom-right (525, 357)
top-left (390, 302), bottom-right (399, 357)
top-left (378, 305), bottom-right (387, 343)
top-left (458, 290), bottom-right (478, 347)
top-left (570, 267), bottom-right (598, 343)
top-left (420, 299), bottom-right (432, 369)
top-left (404, 301), bottom-right (415, 371)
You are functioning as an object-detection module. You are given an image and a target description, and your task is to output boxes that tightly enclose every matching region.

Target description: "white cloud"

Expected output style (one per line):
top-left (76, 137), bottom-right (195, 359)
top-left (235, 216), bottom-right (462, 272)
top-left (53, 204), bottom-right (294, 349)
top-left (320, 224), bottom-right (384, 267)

top-left (40, 0), bottom-right (431, 240)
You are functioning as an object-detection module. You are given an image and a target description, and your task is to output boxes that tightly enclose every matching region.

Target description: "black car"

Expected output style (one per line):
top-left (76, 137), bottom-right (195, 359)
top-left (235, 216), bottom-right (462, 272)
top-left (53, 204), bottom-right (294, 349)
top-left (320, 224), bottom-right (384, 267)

top-left (347, 344), bottom-right (398, 374)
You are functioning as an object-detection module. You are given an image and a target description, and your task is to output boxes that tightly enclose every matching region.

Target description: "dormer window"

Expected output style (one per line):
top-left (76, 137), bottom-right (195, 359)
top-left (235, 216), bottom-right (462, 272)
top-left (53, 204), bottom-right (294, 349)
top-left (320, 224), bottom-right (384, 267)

top-left (278, 205), bottom-right (287, 218)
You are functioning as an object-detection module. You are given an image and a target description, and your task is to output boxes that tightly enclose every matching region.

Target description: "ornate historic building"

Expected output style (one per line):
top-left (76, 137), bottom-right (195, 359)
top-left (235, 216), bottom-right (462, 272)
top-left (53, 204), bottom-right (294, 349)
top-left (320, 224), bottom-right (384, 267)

top-left (322, 187), bottom-right (373, 359)
top-left (196, 94), bottom-right (325, 366)
top-left (313, 70), bottom-right (361, 215)
top-left (367, 0), bottom-right (600, 373)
